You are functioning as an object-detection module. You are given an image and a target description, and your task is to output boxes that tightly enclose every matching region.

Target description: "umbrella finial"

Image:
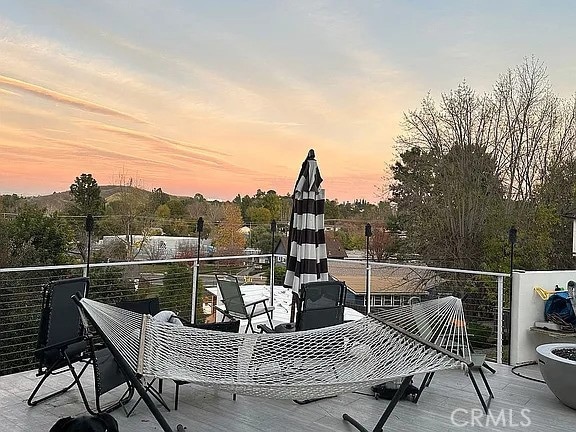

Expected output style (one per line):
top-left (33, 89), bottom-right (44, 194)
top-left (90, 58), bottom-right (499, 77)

top-left (307, 149), bottom-right (315, 159)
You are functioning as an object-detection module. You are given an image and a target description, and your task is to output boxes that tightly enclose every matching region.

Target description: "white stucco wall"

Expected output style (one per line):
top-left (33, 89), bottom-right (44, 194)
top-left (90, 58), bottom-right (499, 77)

top-left (511, 270), bottom-right (576, 365)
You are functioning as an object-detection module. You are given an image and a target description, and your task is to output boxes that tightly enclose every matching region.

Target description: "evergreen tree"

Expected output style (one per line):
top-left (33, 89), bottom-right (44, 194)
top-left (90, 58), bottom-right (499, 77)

top-left (69, 173), bottom-right (104, 216)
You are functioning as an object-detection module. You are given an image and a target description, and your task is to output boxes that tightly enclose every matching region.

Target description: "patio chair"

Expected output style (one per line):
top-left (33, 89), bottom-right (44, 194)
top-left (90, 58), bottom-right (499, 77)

top-left (258, 280), bottom-right (346, 333)
top-left (296, 280), bottom-right (345, 330)
top-left (115, 297), bottom-right (170, 416)
top-left (172, 318), bottom-right (241, 409)
top-left (215, 274), bottom-right (274, 333)
top-left (27, 277), bottom-right (133, 414)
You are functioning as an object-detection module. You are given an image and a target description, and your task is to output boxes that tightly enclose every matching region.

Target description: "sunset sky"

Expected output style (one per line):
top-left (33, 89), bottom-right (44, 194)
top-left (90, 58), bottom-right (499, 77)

top-left (1, 1), bottom-right (575, 203)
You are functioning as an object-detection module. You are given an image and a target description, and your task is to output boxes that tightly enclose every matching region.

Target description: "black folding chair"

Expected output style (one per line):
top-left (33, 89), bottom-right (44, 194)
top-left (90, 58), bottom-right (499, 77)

top-left (115, 297), bottom-right (170, 416)
top-left (28, 277), bottom-right (133, 414)
top-left (215, 274), bottom-right (274, 333)
top-left (258, 280), bottom-right (346, 333)
top-left (116, 297), bottom-right (161, 316)
top-left (296, 280), bottom-right (345, 331)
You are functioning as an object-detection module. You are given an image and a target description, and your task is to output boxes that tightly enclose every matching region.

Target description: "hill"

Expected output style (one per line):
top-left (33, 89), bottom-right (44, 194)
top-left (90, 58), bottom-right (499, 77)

top-left (25, 185), bottom-right (155, 213)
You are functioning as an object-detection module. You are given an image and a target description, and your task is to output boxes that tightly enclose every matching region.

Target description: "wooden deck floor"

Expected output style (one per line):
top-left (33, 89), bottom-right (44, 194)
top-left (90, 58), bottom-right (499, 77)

top-left (1, 363), bottom-right (575, 431)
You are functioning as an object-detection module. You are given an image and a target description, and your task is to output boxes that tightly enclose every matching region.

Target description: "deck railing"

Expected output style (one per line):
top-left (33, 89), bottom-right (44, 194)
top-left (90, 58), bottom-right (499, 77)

top-left (0, 255), bottom-right (508, 376)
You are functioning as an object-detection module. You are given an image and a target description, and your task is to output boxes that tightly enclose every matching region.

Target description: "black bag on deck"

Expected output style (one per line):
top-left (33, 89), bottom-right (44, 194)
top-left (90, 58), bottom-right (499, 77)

top-left (371, 381), bottom-right (419, 401)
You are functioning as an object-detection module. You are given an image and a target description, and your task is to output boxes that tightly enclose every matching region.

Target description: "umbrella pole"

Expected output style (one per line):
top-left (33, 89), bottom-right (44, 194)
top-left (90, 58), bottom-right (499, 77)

top-left (270, 219), bottom-right (276, 320)
top-left (365, 224), bottom-right (372, 315)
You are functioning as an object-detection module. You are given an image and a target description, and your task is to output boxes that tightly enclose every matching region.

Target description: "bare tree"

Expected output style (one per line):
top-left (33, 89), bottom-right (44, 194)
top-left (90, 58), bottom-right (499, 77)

top-left (368, 224), bottom-right (395, 262)
top-left (391, 57), bottom-right (576, 270)
top-left (103, 172), bottom-right (153, 261)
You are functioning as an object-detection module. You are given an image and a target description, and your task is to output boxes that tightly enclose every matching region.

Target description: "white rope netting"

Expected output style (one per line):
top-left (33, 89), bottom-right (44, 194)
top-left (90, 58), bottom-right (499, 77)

top-left (80, 297), bottom-right (467, 400)
top-left (372, 296), bottom-right (473, 361)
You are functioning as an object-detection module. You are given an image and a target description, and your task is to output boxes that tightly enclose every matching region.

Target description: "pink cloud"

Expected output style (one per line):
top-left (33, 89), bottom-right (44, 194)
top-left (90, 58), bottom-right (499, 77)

top-left (0, 75), bottom-right (145, 123)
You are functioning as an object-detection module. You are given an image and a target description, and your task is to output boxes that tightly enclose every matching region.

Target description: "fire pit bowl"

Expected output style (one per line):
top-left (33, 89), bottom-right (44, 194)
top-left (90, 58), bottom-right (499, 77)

top-left (536, 343), bottom-right (576, 410)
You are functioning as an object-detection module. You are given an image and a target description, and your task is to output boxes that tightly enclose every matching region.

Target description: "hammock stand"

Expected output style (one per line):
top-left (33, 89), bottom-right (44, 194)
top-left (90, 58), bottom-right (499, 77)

top-left (371, 297), bottom-right (495, 414)
top-left (73, 294), bottom-right (484, 432)
top-left (343, 316), bottom-right (489, 432)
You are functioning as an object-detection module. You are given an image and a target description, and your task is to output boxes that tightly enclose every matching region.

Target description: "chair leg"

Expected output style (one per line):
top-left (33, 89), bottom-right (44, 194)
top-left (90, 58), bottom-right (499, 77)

top-left (98, 385), bottom-right (134, 415)
top-left (264, 306), bottom-right (274, 329)
top-left (27, 357), bottom-right (91, 407)
top-left (247, 304), bottom-right (258, 333)
top-left (126, 378), bottom-right (170, 417)
top-left (245, 318), bottom-right (253, 333)
top-left (64, 352), bottom-right (100, 416)
top-left (27, 362), bottom-right (72, 406)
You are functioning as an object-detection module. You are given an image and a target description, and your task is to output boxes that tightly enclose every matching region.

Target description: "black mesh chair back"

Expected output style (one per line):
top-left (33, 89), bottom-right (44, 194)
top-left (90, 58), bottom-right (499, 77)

top-left (36, 277), bottom-right (89, 369)
top-left (215, 274), bottom-right (274, 332)
top-left (296, 281), bottom-right (345, 331)
top-left (94, 347), bottom-right (131, 395)
top-left (215, 275), bottom-right (247, 318)
top-left (29, 277), bottom-right (134, 414)
top-left (116, 297), bottom-right (161, 315)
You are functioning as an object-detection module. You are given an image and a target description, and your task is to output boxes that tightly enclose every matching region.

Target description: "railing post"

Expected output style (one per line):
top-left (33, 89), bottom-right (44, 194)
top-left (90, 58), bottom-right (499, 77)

top-left (191, 262), bottom-right (199, 323)
top-left (365, 265), bottom-right (372, 315)
top-left (496, 275), bottom-right (504, 364)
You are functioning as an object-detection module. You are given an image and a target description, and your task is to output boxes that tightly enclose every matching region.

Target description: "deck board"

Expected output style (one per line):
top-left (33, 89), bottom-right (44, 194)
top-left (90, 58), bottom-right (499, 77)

top-left (1, 363), bottom-right (575, 431)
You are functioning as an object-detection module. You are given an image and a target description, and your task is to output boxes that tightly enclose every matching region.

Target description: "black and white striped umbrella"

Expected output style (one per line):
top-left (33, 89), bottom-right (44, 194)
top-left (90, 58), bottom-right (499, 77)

top-left (284, 149), bottom-right (329, 294)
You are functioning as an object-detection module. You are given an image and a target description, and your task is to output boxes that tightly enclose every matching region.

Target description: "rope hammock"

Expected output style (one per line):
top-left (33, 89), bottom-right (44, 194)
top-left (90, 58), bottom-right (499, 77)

top-left (79, 296), bottom-right (469, 401)
top-left (371, 296), bottom-right (473, 361)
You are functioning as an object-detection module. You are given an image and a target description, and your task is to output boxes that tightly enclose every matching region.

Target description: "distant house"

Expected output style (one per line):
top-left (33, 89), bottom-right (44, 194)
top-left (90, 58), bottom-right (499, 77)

top-left (99, 235), bottom-right (213, 260)
top-left (327, 260), bottom-right (435, 310)
top-left (273, 232), bottom-right (348, 261)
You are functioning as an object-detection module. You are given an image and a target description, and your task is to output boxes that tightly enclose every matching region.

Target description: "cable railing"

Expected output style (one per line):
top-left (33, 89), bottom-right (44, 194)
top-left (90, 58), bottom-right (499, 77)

top-left (0, 255), bottom-right (507, 376)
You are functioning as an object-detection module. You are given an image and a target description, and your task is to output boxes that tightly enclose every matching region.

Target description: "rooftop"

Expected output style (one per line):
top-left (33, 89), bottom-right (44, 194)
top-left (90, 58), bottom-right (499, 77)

top-left (2, 363), bottom-right (573, 431)
top-left (329, 260), bottom-right (433, 295)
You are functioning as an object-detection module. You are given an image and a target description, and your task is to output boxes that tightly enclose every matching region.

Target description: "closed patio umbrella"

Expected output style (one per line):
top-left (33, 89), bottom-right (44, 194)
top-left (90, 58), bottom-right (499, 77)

top-left (284, 149), bottom-right (329, 313)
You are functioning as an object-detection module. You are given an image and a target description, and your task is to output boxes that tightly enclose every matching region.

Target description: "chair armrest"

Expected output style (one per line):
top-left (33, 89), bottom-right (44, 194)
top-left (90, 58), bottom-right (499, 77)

top-left (257, 324), bottom-right (275, 333)
top-left (35, 335), bottom-right (86, 355)
top-left (214, 305), bottom-right (236, 321)
top-left (258, 323), bottom-right (295, 333)
top-left (244, 297), bottom-right (269, 307)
